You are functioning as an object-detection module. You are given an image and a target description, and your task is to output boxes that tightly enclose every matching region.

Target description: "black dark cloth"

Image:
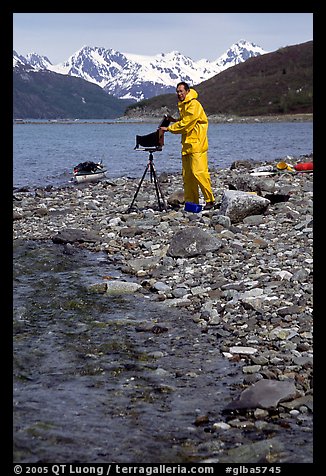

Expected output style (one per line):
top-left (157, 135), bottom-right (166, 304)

top-left (74, 161), bottom-right (100, 173)
top-left (135, 130), bottom-right (163, 149)
top-left (134, 115), bottom-right (171, 149)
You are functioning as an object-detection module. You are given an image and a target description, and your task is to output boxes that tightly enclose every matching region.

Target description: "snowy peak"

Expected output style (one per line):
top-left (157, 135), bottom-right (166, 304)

top-left (214, 40), bottom-right (267, 69)
top-left (26, 52), bottom-right (52, 69)
top-left (13, 50), bottom-right (30, 68)
top-left (13, 50), bottom-right (52, 70)
top-left (49, 46), bottom-right (143, 89)
top-left (13, 40), bottom-right (269, 101)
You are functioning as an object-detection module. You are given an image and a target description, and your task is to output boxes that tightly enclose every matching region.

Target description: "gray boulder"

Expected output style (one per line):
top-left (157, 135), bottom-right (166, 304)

top-left (167, 227), bottom-right (223, 258)
top-left (225, 379), bottom-right (298, 410)
top-left (218, 190), bottom-right (270, 223)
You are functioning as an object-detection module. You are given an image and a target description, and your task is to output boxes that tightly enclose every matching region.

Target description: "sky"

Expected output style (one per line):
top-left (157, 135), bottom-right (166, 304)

top-left (12, 12), bottom-right (314, 64)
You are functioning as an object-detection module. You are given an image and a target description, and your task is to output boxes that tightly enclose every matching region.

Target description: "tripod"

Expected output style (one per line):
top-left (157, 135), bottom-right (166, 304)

top-left (127, 148), bottom-right (167, 213)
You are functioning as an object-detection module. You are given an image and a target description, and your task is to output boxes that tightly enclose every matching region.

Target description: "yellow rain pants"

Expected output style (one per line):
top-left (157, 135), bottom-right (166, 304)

top-left (182, 152), bottom-right (215, 204)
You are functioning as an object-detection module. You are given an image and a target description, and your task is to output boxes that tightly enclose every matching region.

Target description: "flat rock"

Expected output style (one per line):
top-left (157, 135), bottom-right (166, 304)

top-left (224, 378), bottom-right (298, 410)
top-left (52, 228), bottom-right (102, 244)
top-left (167, 227), bottom-right (223, 258)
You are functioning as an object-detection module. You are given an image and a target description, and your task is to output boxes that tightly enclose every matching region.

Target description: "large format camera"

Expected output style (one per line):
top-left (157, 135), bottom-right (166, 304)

top-left (134, 115), bottom-right (171, 151)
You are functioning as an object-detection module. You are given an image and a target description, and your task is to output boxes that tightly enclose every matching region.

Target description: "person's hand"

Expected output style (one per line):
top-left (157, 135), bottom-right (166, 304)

top-left (159, 126), bottom-right (168, 132)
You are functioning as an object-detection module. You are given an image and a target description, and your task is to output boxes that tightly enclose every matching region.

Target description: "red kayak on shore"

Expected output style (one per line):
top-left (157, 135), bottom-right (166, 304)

top-left (294, 162), bottom-right (313, 172)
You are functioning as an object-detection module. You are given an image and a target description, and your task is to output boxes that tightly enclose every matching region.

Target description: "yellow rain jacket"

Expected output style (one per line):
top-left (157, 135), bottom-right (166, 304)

top-left (167, 88), bottom-right (208, 155)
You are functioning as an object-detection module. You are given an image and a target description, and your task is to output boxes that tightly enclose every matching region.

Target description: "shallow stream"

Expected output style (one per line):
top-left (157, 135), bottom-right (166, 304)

top-left (13, 240), bottom-right (242, 463)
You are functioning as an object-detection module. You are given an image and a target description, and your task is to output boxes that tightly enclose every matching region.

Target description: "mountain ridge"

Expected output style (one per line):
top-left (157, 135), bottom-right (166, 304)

top-left (13, 40), bottom-right (268, 101)
top-left (13, 40), bottom-right (312, 119)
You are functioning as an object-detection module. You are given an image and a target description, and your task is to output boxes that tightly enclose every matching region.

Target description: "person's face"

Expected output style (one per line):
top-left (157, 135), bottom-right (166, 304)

top-left (176, 85), bottom-right (188, 102)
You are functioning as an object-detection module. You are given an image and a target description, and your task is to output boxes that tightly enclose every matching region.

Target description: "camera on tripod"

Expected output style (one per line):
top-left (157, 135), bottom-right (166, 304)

top-left (128, 115), bottom-right (172, 213)
top-left (134, 115), bottom-right (171, 151)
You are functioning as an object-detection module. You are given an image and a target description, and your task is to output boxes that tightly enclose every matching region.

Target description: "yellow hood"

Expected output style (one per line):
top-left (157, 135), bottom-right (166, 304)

top-left (178, 88), bottom-right (198, 105)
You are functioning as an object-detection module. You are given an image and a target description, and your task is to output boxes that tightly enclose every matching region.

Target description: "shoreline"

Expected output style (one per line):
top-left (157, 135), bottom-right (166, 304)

top-left (13, 113), bottom-right (313, 125)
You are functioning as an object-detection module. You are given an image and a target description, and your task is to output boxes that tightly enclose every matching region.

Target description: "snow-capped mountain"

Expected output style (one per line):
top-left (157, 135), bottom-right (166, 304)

top-left (13, 50), bottom-right (52, 70)
top-left (13, 40), bottom-right (268, 101)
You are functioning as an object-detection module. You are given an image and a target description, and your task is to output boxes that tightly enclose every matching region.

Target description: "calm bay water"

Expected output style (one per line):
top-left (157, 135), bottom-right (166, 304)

top-left (13, 120), bottom-right (313, 188)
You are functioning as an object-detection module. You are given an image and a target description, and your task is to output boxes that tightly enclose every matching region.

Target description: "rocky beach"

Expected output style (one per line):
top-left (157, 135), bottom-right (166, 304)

top-left (13, 153), bottom-right (313, 464)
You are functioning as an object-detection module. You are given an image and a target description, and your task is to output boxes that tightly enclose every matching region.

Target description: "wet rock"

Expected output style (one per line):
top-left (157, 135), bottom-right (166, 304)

top-left (151, 325), bottom-right (169, 334)
top-left (225, 379), bottom-right (298, 410)
top-left (88, 283), bottom-right (108, 293)
top-left (219, 437), bottom-right (284, 463)
top-left (279, 395), bottom-right (313, 411)
top-left (135, 324), bottom-right (168, 334)
top-left (52, 228), bottom-right (102, 244)
top-left (194, 415), bottom-right (210, 426)
top-left (87, 280), bottom-right (141, 295)
top-left (105, 281), bottom-right (141, 295)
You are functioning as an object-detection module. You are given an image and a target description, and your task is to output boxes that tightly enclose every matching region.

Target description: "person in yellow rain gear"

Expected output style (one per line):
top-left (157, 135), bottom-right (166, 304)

top-left (160, 81), bottom-right (215, 210)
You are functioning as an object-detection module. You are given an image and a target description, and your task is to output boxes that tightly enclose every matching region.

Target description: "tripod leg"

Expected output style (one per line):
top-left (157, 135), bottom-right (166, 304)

top-left (150, 162), bottom-right (167, 211)
top-left (127, 163), bottom-right (149, 213)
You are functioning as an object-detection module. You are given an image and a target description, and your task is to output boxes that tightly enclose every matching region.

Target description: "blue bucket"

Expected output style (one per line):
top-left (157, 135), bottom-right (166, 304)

top-left (184, 202), bottom-right (202, 213)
